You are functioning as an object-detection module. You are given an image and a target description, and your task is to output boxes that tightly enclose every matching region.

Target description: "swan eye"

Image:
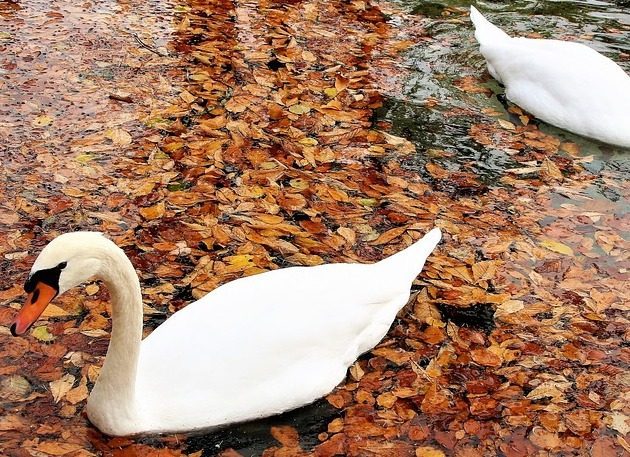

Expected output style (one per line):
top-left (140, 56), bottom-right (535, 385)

top-left (24, 262), bottom-right (66, 293)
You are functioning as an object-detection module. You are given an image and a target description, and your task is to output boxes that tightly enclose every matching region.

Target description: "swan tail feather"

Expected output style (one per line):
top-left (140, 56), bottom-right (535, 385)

top-left (470, 6), bottom-right (510, 44)
top-left (376, 227), bottom-right (442, 285)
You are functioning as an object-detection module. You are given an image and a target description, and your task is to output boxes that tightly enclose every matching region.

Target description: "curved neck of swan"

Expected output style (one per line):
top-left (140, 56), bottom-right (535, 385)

top-left (88, 243), bottom-right (143, 421)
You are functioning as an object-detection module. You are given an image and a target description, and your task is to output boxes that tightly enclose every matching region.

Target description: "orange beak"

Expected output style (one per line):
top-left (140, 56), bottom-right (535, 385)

top-left (11, 282), bottom-right (58, 336)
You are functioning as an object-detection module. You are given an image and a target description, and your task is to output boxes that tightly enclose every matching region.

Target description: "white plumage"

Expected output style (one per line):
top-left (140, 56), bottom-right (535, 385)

top-left (13, 229), bottom-right (441, 435)
top-left (470, 6), bottom-right (630, 148)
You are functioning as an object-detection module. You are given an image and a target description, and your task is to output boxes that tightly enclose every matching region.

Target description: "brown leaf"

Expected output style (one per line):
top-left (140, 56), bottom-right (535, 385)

top-left (528, 427), bottom-right (562, 450)
top-left (470, 348), bottom-right (502, 367)
top-left (139, 202), bottom-right (166, 220)
top-left (416, 446), bottom-right (446, 457)
top-left (376, 392), bottom-right (397, 409)
top-left (425, 162), bottom-right (449, 179)
top-left (49, 373), bottom-right (75, 403)
top-left (471, 260), bottom-right (500, 282)
top-left (35, 442), bottom-right (84, 456)
top-left (0, 414), bottom-right (27, 431)
top-left (371, 347), bottom-right (411, 365)
top-left (369, 226), bottom-right (407, 246)
top-left (540, 157), bottom-right (563, 181)
top-left (271, 425), bottom-right (300, 447)
top-left (105, 127), bottom-right (133, 146)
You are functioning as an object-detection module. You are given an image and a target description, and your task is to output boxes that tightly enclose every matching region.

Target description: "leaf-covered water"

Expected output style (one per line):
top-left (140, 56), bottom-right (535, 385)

top-left (0, 0), bottom-right (628, 456)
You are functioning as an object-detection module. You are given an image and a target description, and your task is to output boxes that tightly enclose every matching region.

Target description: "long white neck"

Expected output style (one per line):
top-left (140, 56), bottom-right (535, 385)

top-left (85, 242), bottom-right (143, 433)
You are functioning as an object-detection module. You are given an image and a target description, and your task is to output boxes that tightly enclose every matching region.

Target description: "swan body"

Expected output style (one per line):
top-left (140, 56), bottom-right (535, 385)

top-left (11, 229), bottom-right (441, 436)
top-left (470, 6), bottom-right (630, 148)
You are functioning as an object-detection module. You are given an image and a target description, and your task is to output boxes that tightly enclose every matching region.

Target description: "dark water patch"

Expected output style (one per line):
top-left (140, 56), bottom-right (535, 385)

top-left (185, 398), bottom-right (341, 456)
top-left (377, 97), bottom-right (516, 186)
top-left (436, 303), bottom-right (496, 333)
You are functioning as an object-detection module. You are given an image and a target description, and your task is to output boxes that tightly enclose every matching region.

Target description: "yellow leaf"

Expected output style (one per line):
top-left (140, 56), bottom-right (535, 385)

top-left (75, 153), bottom-right (95, 164)
top-left (288, 103), bottom-right (311, 115)
top-left (324, 88), bottom-right (338, 98)
top-left (497, 119), bottom-right (516, 130)
top-left (540, 239), bottom-right (574, 256)
top-left (105, 127), bottom-right (133, 146)
top-left (358, 198), bottom-right (378, 207)
top-left (299, 137), bottom-right (318, 146)
top-left (32, 115), bottom-right (53, 127)
top-left (289, 178), bottom-right (309, 190)
top-left (32, 326), bottom-right (55, 342)
top-left (85, 284), bottom-right (100, 296)
top-left (226, 254), bottom-right (254, 269)
top-left (41, 304), bottom-right (71, 318)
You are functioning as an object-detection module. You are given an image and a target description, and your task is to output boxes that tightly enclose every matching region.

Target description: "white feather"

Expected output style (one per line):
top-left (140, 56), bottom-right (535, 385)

top-left (23, 229), bottom-right (441, 435)
top-left (470, 6), bottom-right (630, 148)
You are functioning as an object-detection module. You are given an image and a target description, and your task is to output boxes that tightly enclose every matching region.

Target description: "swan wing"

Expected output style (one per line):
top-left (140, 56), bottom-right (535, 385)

top-left (134, 229), bottom-right (441, 433)
top-left (137, 264), bottom-right (406, 431)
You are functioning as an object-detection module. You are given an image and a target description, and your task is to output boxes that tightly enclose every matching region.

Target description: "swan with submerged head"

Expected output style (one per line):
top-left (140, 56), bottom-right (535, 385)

top-left (470, 6), bottom-right (630, 148)
top-left (11, 229), bottom-right (441, 436)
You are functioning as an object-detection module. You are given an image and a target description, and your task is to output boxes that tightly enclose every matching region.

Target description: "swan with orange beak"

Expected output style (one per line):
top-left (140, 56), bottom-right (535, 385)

top-left (10, 229), bottom-right (442, 435)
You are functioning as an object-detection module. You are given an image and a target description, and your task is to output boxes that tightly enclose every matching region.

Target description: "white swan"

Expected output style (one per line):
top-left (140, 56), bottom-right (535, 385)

top-left (470, 6), bottom-right (630, 148)
top-left (10, 229), bottom-right (441, 436)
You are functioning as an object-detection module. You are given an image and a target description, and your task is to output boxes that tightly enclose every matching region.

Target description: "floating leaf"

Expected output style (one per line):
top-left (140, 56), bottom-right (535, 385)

top-left (49, 374), bottom-right (75, 403)
top-left (32, 114), bottom-right (53, 127)
top-left (416, 447), bottom-right (446, 457)
top-left (139, 202), bottom-right (166, 220)
top-left (0, 376), bottom-right (31, 401)
top-left (497, 119), bottom-right (516, 130)
top-left (288, 103), bottom-right (311, 115)
top-left (540, 239), bottom-right (574, 256)
top-left (32, 325), bottom-right (55, 342)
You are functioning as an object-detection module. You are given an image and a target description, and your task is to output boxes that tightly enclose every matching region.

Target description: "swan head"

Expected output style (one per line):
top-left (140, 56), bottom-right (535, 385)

top-left (11, 232), bottom-right (110, 336)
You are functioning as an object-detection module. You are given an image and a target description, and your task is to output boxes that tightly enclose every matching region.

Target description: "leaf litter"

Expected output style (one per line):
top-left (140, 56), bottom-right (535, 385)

top-left (0, 0), bottom-right (628, 456)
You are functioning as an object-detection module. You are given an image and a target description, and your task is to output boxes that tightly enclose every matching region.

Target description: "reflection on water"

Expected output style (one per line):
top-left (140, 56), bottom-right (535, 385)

top-left (183, 399), bottom-right (341, 457)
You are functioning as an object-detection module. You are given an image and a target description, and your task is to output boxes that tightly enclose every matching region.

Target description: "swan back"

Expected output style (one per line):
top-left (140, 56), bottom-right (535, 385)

top-left (470, 7), bottom-right (630, 147)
